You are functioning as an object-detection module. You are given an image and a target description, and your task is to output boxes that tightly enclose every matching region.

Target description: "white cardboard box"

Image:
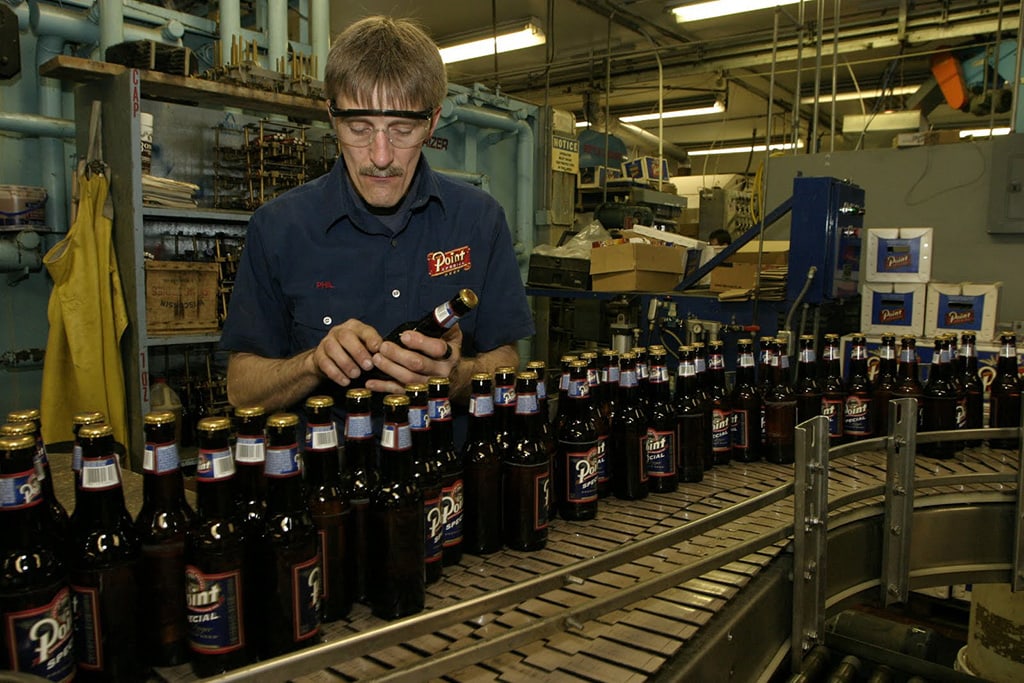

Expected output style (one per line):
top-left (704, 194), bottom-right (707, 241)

top-left (861, 282), bottom-right (926, 336)
top-left (866, 227), bottom-right (933, 282)
top-left (925, 282), bottom-right (1001, 342)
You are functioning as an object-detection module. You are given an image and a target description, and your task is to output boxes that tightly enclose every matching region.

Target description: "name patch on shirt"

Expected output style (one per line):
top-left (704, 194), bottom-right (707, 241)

top-left (428, 246), bottom-right (471, 276)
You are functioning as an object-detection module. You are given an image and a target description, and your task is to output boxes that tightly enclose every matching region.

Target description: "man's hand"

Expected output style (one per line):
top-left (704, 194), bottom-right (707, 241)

top-left (308, 319), bottom-right (383, 388)
top-left (367, 326), bottom-right (463, 394)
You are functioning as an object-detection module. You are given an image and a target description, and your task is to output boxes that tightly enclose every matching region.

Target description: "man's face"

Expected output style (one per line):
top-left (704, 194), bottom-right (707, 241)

top-left (330, 96), bottom-right (439, 209)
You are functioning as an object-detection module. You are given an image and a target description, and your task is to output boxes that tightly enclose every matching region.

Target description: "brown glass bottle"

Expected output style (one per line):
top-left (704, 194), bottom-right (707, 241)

top-left (612, 352), bottom-right (649, 499)
top-left (504, 372), bottom-right (550, 551)
top-left (553, 354), bottom-right (576, 438)
top-left (756, 337), bottom-right (776, 460)
top-left (556, 360), bottom-right (599, 520)
top-left (706, 341), bottom-right (732, 466)
top-left (581, 351), bottom-right (612, 498)
top-left (843, 334), bottom-right (875, 442)
top-left (7, 409), bottom-right (69, 548)
top-left (304, 395), bottom-right (351, 621)
top-left (794, 335), bottom-right (822, 425)
top-left (921, 337), bottom-right (958, 458)
top-left (675, 346), bottom-right (707, 483)
top-left (406, 383), bottom-right (444, 583)
top-left (730, 339), bottom-right (762, 462)
top-left (893, 335), bottom-right (924, 430)
top-left (988, 331), bottom-right (1021, 450)
top-left (634, 346), bottom-right (650, 412)
top-left (0, 434), bottom-right (75, 681)
top-left (368, 395), bottom-right (425, 620)
top-left (71, 423), bottom-right (143, 681)
top-left (462, 374), bottom-right (502, 555)
top-left (820, 334), bottom-right (846, 447)
top-left (528, 359), bottom-right (558, 522)
top-left (187, 416), bottom-right (250, 676)
top-left (258, 413), bottom-right (320, 657)
top-left (340, 388), bottom-right (380, 604)
top-left (492, 366), bottom-right (519, 459)
top-left (71, 410), bottom-right (105, 486)
top-left (429, 377), bottom-right (463, 567)
top-left (763, 340), bottom-right (797, 464)
top-left (958, 333), bottom-right (984, 446)
top-left (691, 341), bottom-right (715, 468)
top-left (873, 334), bottom-right (899, 436)
top-left (600, 350), bottom-right (620, 422)
top-left (135, 410), bottom-right (193, 667)
top-left (645, 347), bottom-right (678, 492)
top-left (231, 405), bottom-right (266, 649)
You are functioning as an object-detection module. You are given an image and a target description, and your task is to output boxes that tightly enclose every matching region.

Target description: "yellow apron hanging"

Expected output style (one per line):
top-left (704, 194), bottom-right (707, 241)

top-left (40, 101), bottom-right (129, 450)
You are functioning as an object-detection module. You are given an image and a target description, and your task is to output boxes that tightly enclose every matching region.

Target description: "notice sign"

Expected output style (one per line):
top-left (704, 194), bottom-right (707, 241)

top-left (551, 134), bottom-right (580, 174)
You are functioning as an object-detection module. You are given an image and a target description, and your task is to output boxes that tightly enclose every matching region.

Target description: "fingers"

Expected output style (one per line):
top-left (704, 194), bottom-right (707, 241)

top-left (312, 319), bottom-right (383, 387)
top-left (371, 328), bottom-right (462, 386)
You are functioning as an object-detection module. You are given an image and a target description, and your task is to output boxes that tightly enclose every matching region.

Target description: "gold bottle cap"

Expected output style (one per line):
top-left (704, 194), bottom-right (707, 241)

top-left (196, 416), bottom-right (232, 433)
top-left (517, 371), bottom-right (538, 381)
top-left (495, 366), bottom-right (516, 375)
top-left (235, 405), bottom-right (266, 417)
top-left (459, 288), bottom-right (479, 309)
top-left (428, 376), bottom-right (450, 387)
top-left (405, 383), bottom-right (428, 392)
top-left (345, 388), bottom-right (372, 400)
top-left (267, 413), bottom-right (300, 428)
top-left (6, 408), bottom-right (39, 424)
top-left (305, 395), bottom-right (334, 409)
top-left (79, 423), bottom-right (114, 439)
top-left (73, 411), bottom-right (105, 425)
top-left (384, 394), bottom-right (410, 407)
top-left (526, 360), bottom-right (546, 369)
top-left (144, 411), bottom-right (176, 426)
top-left (470, 372), bottom-right (491, 381)
top-left (0, 422), bottom-right (34, 437)
top-left (0, 435), bottom-right (36, 452)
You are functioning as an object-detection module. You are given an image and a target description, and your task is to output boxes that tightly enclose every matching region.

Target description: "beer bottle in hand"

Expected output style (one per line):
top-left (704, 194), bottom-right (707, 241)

top-left (429, 377), bottom-right (464, 566)
top-left (504, 372), bottom-right (550, 551)
top-left (873, 334), bottom-right (899, 436)
top-left (730, 339), bottom-right (762, 463)
top-left (187, 417), bottom-right (250, 676)
top-left (303, 396), bottom-right (351, 621)
top-left (0, 434), bottom-right (75, 681)
top-left (556, 360), bottom-right (599, 520)
top-left (844, 334), bottom-right (875, 442)
top-left (958, 333), bottom-right (984, 446)
top-left (764, 340), bottom-right (797, 464)
top-left (259, 413), bottom-right (321, 657)
top-left (821, 334), bottom-right (846, 447)
top-left (921, 337), bottom-right (957, 458)
top-left (462, 374), bottom-right (502, 555)
top-left (406, 383), bottom-right (444, 583)
top-left (794, 335), bottom-right (822, 425)
top-left (706, 341), bottom-right (732, 466)
top-left (645, 347), bottom-right (678, 493)
top-left (71, 423), bottom-right (143, 680)
top-left (675, 346), bottom-right (707, 483)
top-left (611, 352), bottom-right (649, 499)
top-left (7, 409), bottom-right (69, 547)
top-left (341, 388), bottom-right (380, 603)
top-left (368, 395), bottom-right (425, 619)
top-left (989, 331), bottom-right (1022, 450)
top-left (135, 411), bottom-right (193, 667)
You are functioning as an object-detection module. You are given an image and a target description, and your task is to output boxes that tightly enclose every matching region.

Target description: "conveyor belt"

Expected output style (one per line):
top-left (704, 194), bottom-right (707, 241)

top-left (157, 443), bottom-right (1020, 683)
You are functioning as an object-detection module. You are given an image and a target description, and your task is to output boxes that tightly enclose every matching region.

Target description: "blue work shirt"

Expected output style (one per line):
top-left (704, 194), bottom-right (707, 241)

top-left (220, 154), bottom-right (535, 437)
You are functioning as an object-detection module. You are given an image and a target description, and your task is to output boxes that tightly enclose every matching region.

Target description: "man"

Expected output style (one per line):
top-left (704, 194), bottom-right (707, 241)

top-left (220, 16), bottom-right (535, 420)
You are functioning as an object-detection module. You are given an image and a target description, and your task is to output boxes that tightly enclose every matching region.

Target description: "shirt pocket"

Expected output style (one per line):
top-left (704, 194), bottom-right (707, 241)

top-left (290, 293), bottom-right (365, 351)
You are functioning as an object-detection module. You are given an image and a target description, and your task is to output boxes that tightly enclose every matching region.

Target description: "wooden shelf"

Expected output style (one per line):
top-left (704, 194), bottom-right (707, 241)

top-left (40, 55), bottom-right (327, 121)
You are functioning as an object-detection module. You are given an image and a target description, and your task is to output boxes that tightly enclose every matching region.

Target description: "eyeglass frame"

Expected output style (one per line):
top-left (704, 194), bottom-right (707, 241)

top-left (327, 104), bottom-right (436, 148)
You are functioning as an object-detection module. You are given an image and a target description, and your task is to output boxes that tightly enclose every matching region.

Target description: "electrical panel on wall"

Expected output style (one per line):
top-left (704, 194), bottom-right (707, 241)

top-left (987, 133), bottom-right (1024, 234)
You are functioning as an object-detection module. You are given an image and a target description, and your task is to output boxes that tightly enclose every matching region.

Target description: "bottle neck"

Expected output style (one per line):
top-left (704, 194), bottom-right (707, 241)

top-left (141, 435), bottom-right (185, 506)
top-left (380, 420), bottom-right (414, 483)
top-left (997, 342), bottom-right (1019, 376)
top-left (77, 450), bottom-right (130, 523)
top-left (304, 447), bottom-right (341, 486)
top-left (428, 395), bottom-right (455, 446)
top-left (265, 435), bottom-right (305, 513)
top-left (514, 390), bottom-right (544, 437)
top-left (195, 442), bottom-right (237, 519)
top-left (566, 377), bottom-right (592, 416)
top-left (344, 411), bottom-right (375, 473)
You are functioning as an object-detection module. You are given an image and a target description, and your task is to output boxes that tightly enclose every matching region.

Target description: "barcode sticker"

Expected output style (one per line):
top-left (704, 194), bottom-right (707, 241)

top-left (234, 436), bottom-right (266, 464)
top-left (81, 457), bottom-right (121, 490)
top-left (307, 424), bottom-right (338, 450)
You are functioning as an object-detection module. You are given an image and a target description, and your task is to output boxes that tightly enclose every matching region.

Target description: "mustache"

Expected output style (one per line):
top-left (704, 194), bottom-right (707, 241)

top-left (359, 166), bottom-right (404, 178)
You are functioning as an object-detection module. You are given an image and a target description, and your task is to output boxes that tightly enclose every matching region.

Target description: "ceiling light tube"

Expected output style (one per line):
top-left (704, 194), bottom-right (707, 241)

top-left (959, 127), bottom-right (1011, 138)
top-left (619, 101), bottom-right (725, 123)
top-left (672, 0), bottom-right (801, 23)
top-left (439, 21), bottom-right (545, 64)
top-left (800, 85), bottom-right (920, 104)
top-left (689, 140), bottom-right (804, 156)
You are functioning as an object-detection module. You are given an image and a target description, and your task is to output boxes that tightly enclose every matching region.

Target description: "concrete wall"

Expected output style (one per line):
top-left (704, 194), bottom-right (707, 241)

top-left (764, 137), bottom-right (1024, 327)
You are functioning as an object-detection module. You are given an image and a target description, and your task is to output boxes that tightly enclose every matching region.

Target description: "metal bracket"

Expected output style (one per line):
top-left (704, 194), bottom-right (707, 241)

top-left (791, 414), bottom-right (829, 673)
top-left (882, 398), bottom-right (917, 606)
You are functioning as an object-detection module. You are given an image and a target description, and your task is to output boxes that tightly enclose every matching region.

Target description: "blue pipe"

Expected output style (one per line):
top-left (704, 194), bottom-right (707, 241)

top-left (36, 34), bottom-right (67, 234)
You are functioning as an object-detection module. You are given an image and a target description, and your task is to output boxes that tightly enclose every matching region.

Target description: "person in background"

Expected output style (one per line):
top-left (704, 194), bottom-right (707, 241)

top-left (219, 16), bottom-right (535, 424)
top-left (708, 229), bottom-right (732, 246)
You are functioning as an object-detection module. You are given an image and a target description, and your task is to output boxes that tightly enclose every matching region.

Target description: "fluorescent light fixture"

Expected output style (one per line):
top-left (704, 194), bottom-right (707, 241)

top-left (576, 120), bottom-right (590, 128)
top-left (959, 127), bottom-right (1011, 138)
top-left (672, 0), bottom-right (800, 23)
top-left (800, 85), bottom-right (920, 104)
top-left (689, 140), bottom-right (804, 156)
top-left (439, 21), bottom-right (545, 64)
top-left (619, 101), bottom-right (725, 123)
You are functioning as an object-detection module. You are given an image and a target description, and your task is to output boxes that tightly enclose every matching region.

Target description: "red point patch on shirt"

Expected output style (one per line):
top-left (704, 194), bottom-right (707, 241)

top-left (428, 246), bottom-right (471, 276)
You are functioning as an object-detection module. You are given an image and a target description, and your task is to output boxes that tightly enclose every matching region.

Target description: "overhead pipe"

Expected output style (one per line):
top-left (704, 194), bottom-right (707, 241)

top-left (219, 0), bottom-right (241, 66)
top-left (37, 33), bottom-right (68, 234)
top-left (19, 2), bottom-right (181, 47)
top-left (310, 0), bottom-right (330, 80)
top-left (96, 0), bottom-right (124, 53)
top-left (267, 0), bottom-right (288, 73)
top-left (0, 112), bottom-right (76, 139)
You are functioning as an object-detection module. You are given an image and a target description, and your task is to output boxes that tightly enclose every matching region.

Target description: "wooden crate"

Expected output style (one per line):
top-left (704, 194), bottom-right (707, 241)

top-left (145, 261), bottom-right (220, 335)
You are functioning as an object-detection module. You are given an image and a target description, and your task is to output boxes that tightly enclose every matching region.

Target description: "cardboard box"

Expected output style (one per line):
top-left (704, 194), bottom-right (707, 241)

top-left (578, 165), bottom-right (622, 188)
top-left (622, 156), bottom-right (670, 182)
top-left (860, 282), bottom-right (926, 336)
top-left (925, 282), bottom-right (1000, 341)
top-left (709, 240), bottom-right (789, 292)
top-left (145, 261), bottom-right (220, 335)
top-left (590, 242), bottom-right (684, 292)
top-left (866, 227), bottom-right (933, 282)
top-left (527, 254), bottom-right (591, 290)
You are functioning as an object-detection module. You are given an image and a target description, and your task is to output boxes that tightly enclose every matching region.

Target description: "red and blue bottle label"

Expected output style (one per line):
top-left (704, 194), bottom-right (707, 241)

top-left (408, 406), bottom-right (430, 431)
top-left (515, 392), bottom-right (539, 415)
top-left (822, 399), bottom-right (844, 438)
top-left (291, 555), bottom-right (322, 642)
top-left (380, 423), bottom-right (412, 451)
top-left (70, 585), bottom-right (102, 670)
top-left (345, 413), bottom-right (374, 440)
top-left (596, 436), bottom-right (609, 484)
top-left (534, 470), bottom-right (550, 530)
top-left (234, 435), bottom-right (266, 464)
top-left (265, 445), bottom-right (301, 478)
top-left (441, 479), bottom-right (464, 548)
top-left (424, 494), bottom-right (444, 564)
top-left (730, 409), bottom-right (750, 449)
top-left (644, 428), bottom-right (676, 476)
top-left (844, 396), bottom-right (873, 437)
top-left (185, 566), bottom-right (245, 654)
top-left (494, 384), bottom-right (516, 407)
top-left (468, 394), bottom-right (494, 417)
top-left (0, 468), bottom-right (41, 509)
top-left (428, 398), bottom-right (453, 422)
top-left (4, 586), bottom-right (75, 681)
top-left (143, 440), bottom-right (179, 474)
top-left (79, 456), bottom-right (122, 491)
top-left (563, 447), bottom-right (598, 503)
top-left (711, 409), bottom-right (731, 454)
top-left (196, 448), bottom-right (235, 482)
top-left (305, 423), bottom-right (338, 451)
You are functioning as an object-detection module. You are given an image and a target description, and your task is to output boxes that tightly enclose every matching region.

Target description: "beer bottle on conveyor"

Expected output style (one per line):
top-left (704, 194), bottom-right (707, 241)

top-left (645, 347), bottom-right (678, 493)
top-left (556, 360), bottom-right (599, 520)
top-left (406, 383), bottom-right (444, 582)
top-left (135, 411), bottom-right (193, 668)
top-left (581, 351), bottom-right (612, 498)
top-left (730, 338), bottom-right (762, 462)
top-left (232, 405), bottom-right (267, 644)
top-left (757, 337), bottom-right (776, 460)
top-left (611, 351), bottom-right (649, 499)
top-left (368, 395), bottom-right (425, 620)
top-left (844, 334), bottom-right (876, 443)
top-left (71, 411), bottom-right (105, 486)
top-left (675, 346), bottom-right (707, 483)
top-left (462, 374), bottom-right (502, 556)
top-left (259, 413), bottom-right (321, 657)
top-left (893, 335), bottom-right (925, 430)
top-left (691, 341), bottom-right (715, 467)
top-left (988, 331), bottom-right (1021, 450)
top-left (921, 336), bottom-right (957, 459)
top-left (873, 334), bottom-right (899, 436)
top-left (763, 340), bottom-right (797, 464)
top-left (303, 395), bottom-right (351, 621)
top-left (820, 333), bottom-right (846, 447)
top-left (633, 346), bottom-right (650, 411)
top-left (504, 371), bottom-right (550, 551)
top-left (187, 417), bottom-right (250, 676)
top-left (553, 354), bottom-right (576, 437)
top-left (7, 409), bottom-right (69, 547)
top-left (958, 333), bottom-right (984, 446)
top-left (493, 365), bottom-right (519, 459)
top-left (527, 359), bottom-right (558, 521)
top-left (707, 340), bottom-right (732, 466)
top-left (366, 289), bottom-right (478, 382)
top-left (600, 350), bottom-right (621, 421)
top-left (71, 423), bottom-right (143, 681)
top-left (794, 335), bottom-right (822, 425)
top-left (341, 388), bottom-right (379, 603)
top-left (429, 377), bottom-right (463, 566)
top-left (0, 434), bottom-right (75, 681)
